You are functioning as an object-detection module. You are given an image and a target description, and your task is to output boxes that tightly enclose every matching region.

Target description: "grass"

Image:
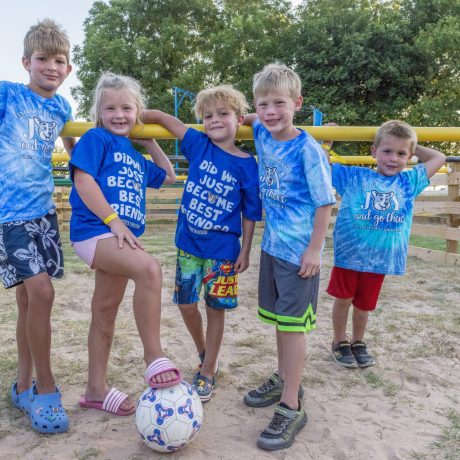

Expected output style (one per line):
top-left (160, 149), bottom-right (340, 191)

top-left (409, 234), bottom-right (460, 254)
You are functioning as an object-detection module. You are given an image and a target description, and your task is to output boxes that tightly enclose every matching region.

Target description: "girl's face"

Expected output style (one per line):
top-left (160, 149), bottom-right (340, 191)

top-left (99, 88), bottom-right (138, 137)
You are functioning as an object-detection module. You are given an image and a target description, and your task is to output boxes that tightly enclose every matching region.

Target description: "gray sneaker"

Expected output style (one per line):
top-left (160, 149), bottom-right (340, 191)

top-left (244, 372), bottom-right (304, 408)
top-left (257, 402), bottom-right (308, 451)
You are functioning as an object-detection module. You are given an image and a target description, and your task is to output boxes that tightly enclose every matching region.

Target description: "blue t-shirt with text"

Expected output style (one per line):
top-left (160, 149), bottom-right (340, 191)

top-left (176, 128), bottom-right (262, 260)
top-left (252, 119), bottom-right (336, 267)
top-left (69, 128), bottom-right (166, 241)
top-left (332, 163), bottom-right (429, 275)
top-left (0, 81), bottom-right (72, 223)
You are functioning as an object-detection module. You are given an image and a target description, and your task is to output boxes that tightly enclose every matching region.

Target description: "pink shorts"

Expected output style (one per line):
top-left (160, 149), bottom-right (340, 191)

top-left (326, 266), bottom-right (385, 311)
top-left (72, 233), bottom-right (114, 268)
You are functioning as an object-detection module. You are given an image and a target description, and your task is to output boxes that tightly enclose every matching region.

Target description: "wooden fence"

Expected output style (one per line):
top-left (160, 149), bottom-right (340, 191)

top-left (54, 162), bottom-right (460, 266)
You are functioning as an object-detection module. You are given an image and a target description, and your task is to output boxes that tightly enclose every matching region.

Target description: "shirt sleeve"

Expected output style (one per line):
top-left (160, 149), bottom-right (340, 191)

top-left (406, 163), bottom-right (430, 197)
top-left (304, 142), bottom-right (336, 207)
top-left (69, 129), bottom-right (107, 180)
top-left (144, 160), bottom-right (167, 189)
top-left (180, 127), bottom-right (207, 161)
top-left (240, 159), bottom-right (263, 221)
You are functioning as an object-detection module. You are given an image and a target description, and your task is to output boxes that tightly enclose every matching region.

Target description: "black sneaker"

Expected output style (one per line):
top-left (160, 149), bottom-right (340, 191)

top-left (331, 341), bottom-right (358, 368)
top-left (256, 402), bottom-right (308, 451)
top-left (351, 341), bottom-right (375, 368)
top-left (244, 372), bottom-right (304, 408)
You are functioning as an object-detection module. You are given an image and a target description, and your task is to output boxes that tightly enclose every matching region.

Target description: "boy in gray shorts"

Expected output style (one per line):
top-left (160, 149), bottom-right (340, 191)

top-left (243, 63), bottom-right (335, 451)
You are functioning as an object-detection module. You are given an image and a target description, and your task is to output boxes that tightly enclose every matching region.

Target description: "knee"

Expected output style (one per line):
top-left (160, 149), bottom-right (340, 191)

top-left (29, 281), bottom-right (54, 306)
top-left (138, 258), bottom-right (162, 289)
top-left (178, 303), bottom-right (198, 317)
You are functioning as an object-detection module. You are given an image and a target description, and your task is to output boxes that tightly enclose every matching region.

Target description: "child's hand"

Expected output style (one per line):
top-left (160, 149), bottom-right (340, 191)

top-left (234, 251), bottom-right (250, 273)
top-left (321, 122), bottom-right (338, 149)
top-left (298, 247), bottom-right (321, 278)
top-left (108, 218), bottom-right (144, 250)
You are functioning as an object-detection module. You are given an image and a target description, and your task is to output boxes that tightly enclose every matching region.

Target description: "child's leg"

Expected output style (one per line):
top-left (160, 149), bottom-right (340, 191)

top-left (14, 284), bottom-right (33, 393)
top-left (93, 237), bottom-right (175, 385)
top-left (84, 269), bottom-right (130, 407)
top-left (178, 302), bottom-right (206, 356)
top-left (279, 331), bottom-right (305, 410)
top-left (276, 328), bottom-right (284, 378)
top-left (200, 305), bottom-right (224, 379)
top-left (22, 273), bottom-right (56, 394)
top-left (332, 297), bottom-right (353, 344)
top-left (351, 306), bottom-right (369, 343)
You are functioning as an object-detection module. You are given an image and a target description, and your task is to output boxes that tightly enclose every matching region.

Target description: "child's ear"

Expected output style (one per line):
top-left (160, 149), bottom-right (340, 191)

top-left (236, 114), bottom-right (244, 126)
top-left (22, 56), bottom-right (31, 72)
top-left (66, 63), bottom-right (73, 77)
top-left (294, 95), bottom-right (303, 112)
top-left (371, 144), bottom-right (377, 158)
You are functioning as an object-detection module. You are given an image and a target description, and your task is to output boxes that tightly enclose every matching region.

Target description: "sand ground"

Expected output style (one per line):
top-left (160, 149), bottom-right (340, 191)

top-left (0, 228), bottom-right (459, 459)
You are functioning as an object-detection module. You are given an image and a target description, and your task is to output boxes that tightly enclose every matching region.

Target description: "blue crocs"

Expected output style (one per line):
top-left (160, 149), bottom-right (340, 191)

top-left (11, 380), bottom-right (34, 416)
top-left (29, 383), bottom-right (69, 434)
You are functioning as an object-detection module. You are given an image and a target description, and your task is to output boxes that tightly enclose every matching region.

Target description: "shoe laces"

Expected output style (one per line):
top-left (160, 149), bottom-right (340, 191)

top-left (268, 411), bottom-right (290, 431)
top-left (258, 378), bottom-right (276, 393)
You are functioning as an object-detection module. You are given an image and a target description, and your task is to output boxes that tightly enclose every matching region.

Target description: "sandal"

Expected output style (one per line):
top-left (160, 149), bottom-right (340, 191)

top-left (29, 383), bottom-right (69, 434)
top-left (145, 357), bottom-right (183, 388)
top-left (193, 373), bottom-right (215, 402)
top-left (79, 387), bottom-right (135, 416)
top-left (11, 380), bottom-right (34, 416)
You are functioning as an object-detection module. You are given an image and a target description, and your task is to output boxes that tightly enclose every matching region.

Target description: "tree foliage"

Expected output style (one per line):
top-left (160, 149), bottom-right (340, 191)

top-left (72, 0), bottom-right (459, 140)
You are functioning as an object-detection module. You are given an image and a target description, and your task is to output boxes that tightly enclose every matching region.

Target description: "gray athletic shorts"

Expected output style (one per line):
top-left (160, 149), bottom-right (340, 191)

top-left (258, 250), bottom-right (319, 332)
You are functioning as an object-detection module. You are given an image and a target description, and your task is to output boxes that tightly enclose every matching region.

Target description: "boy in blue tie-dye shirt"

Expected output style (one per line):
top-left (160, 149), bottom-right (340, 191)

top-left (327, 121), bottom-right (445, 369)
top-left (0, 19), bottom-right (75, 433)
top-left (242, 63), bottom-right (336, 451)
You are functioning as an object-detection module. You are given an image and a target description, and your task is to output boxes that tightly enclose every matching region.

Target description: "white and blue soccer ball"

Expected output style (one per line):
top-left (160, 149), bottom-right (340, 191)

top-left (135, 381), bottom-right (203, 453)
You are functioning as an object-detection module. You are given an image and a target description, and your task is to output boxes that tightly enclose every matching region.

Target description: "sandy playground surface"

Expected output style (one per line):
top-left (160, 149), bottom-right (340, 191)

top-left (0, 226), bottom-right (459, 460)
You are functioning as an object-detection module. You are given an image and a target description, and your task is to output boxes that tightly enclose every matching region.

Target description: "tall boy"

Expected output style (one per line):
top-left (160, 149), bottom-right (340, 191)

top-left (143, 85), bottom-right (262, 402)
top-left (327, 120), bottom-right (445, 368)
top-left (0, 19), bottom-right (74, 433)
top-left (243, 63), bottom-right (336, 451)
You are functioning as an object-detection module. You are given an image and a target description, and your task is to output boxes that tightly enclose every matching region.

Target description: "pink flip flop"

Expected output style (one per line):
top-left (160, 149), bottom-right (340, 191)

top-left (79, 387), bottom-right (135, 416)
top-left (145, 357), bottom-right (183, 388)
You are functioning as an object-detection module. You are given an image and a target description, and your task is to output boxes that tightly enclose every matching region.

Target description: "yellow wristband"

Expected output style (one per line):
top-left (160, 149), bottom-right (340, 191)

top-left (103, 212), bottom-right (118, 225)
top-left (321, 143), bottom-right (332, 151)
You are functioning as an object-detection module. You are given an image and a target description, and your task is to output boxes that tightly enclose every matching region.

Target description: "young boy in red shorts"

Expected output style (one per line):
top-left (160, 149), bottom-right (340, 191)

top-left (327, 120), bottom-right (445, 368)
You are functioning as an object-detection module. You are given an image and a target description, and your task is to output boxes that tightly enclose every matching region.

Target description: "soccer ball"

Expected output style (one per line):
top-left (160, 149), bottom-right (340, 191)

top-left (135, 381), bottom-right (203, 453)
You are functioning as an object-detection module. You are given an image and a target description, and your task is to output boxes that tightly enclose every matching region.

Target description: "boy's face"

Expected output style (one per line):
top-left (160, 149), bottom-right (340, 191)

top-left (371, 134), bottom-right (413, 176)
top-left (202, 103), bottom-right (243, 145)
top-left (254, 92), bottom-right (302, 141)
top-left (22, 50), bottom-right (72, 98)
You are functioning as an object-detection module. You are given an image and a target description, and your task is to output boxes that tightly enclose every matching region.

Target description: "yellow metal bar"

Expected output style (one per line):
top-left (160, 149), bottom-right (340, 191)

top-left (60, 122), bottom-right (460, 142)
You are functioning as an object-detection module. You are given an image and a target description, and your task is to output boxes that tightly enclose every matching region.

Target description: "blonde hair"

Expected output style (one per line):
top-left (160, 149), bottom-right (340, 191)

top-left (193, 85), bottom-right (249, 120)
top-left (253, 62), bottom-right (301, 101)
top-left (23, 18), bottom-right (70, 62)
top-left (374, 120), bottom-right (418, 153)
top-left (91, 72), bottom-right (146, 127)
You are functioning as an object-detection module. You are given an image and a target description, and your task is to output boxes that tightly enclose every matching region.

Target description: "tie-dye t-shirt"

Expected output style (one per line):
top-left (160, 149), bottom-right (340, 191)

top-left (332, 163), bottom-right (429, 275)
top-left (0, 82), bottom-right (72, 223)
top-left (252, 119), bottom-right (336, 267)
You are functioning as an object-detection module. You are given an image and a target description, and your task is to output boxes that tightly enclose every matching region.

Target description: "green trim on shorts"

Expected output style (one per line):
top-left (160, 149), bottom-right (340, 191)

top-left (258, 304), bottom-right (317, 332)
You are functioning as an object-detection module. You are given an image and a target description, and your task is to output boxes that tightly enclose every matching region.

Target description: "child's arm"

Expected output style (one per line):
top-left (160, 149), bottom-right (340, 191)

top-left (61, 136), bottom-right (76, 156)
top-left (234, 217), bottom-right (256, 273)
top-left (73, 168), bottom-right (143, 250)
top-left (299, 204), bottom-right (333, 278)
top-left (142, 110), bottom-right (188, 141)
top-left (414, 144), bottom-right (446, 178)
top-left (132, 138), bottom-right (176, 184)
top-left (242, 113), bottom-right (257, 126)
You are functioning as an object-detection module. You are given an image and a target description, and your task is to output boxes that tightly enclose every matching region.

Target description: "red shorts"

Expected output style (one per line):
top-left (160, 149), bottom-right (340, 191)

top-left (326, 266), bottom-right (385, 311)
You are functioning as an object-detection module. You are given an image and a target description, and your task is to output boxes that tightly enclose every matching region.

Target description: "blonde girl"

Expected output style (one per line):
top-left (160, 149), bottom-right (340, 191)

top-left (69, 72), bottom-right (181, 416)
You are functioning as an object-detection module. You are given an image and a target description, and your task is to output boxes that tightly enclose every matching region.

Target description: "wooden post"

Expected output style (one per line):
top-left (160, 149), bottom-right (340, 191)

top-left (446, 162), bottom-right (460, 253)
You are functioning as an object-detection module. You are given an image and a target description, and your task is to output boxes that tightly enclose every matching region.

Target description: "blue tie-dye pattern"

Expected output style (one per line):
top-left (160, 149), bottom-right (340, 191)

top-left (253, 120), bottom-right (336, 266)
top-left (0, 82), bottom-right (72, 223)
top-left (332, 163), bottom-right (429, 275)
